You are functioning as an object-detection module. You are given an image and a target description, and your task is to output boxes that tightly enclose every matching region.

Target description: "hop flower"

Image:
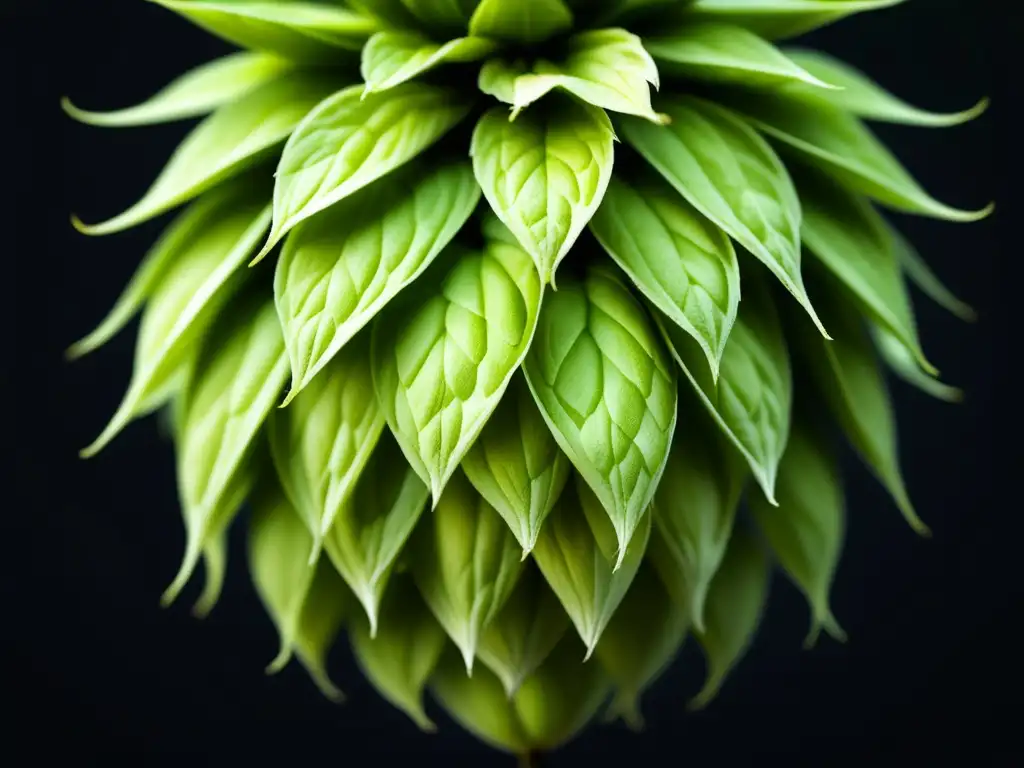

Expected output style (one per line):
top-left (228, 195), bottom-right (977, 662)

top-left (67, 0), bottom-right (991, 758)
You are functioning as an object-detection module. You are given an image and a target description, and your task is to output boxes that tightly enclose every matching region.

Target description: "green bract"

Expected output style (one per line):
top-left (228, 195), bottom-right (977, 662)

top-left (69, 0), bottom-right (990, 759)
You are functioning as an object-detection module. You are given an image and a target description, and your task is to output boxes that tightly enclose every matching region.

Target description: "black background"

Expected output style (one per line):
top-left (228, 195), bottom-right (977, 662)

top-left (8, 0), bottom-right (1021, 764)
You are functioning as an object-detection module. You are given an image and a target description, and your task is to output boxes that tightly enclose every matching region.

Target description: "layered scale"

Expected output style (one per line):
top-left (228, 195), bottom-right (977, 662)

top-left (67, 0), bottom-right (990, 757)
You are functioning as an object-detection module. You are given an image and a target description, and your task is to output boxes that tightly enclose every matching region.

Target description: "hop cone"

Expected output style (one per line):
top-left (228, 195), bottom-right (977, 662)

top-left (68, 0), bottom-right (991, 757)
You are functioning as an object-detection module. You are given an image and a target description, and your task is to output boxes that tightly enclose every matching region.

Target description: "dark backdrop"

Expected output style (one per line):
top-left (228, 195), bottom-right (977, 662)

top-left (8, 0), bottom-right (1020, 764)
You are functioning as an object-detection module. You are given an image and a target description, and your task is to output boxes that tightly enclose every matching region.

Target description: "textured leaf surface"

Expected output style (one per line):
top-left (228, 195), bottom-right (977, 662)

top-left (523, 267), bottom-right (676, 562)
top-left (750, 418), bottom-right (846, 646)
top-left (648, 398), bottom-right (746, 632)
top-left (75, 72), bottom-right (336, 235)
top-left (412, 471), bottom-right (523, 671)
top-left (472, 99), bottom-right (614, 284)
top-left (589, 170), bottom-right (740, 379)
top-left (249, 477), bottom-right (349, 699)
top-left (781, 48), bottom-right (989, 126)
top-left (692, 525), bottom-right (770, 708)
top-left (658, 275), bottom-right (791, 503)
top-left (621, 96), bottom-right (828, 337)
top-left (82, 189), bottom-right (271, 456)
top-left (323, 433), bottom-right (429, 633)
top-left (350, 575), bottom-right (445, 730)
top-left (683, 0), bottom-right (905, 40)
top-left (646, 22), bottom-right (836, 89)
top-left (164, 293), bottom-right (290, 606)
top-left (469, 0), bottom-right (574, 44)
top-left (432, 633), bottom-right (610, 753)
top-left (62, 51), bottom-right (291, 127)
top-left (275, 160), bottom-right (480, 401)
top-left (153, 1), bottom-right (376, 60)
top-left (794, 273), bottom-right (928, 534)
top-left (504, 29), bottom-right (665, 123)
top-left (268, 332), bottom-right (384, 554)
top-left (372, 242), bottom-right (542, 501)
top-left (594, 561), bottom-right (688, 728)
top-left (361, 31), bottom-right (496, 93)
top-left (799, 171), bottom-right (933, 373)
top-left (531, 478), bottom-right (652, 656)
top-left (261, 82), bottom-right (472, 256)
top-left (462, 374), bottom-right (571, 556)
top-left (477, 563), bottom-right (570, 697)
top-left (726, 92), bottom-right (992, 222)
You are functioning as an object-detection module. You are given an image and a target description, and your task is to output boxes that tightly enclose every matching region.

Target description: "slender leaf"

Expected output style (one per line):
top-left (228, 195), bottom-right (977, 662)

top-left (682, 0), bottom-right (906, 40)
top-left (646, 22), bottom-right (837, 89)
top-left (81, 187), bottom-right (271, 456)
top-left (725, 92), bottom-right (993, 222)
top-left (62, 51), bottom-right (292, 127)
top-left (74, 72), bottom-right (337, 235)
top-left (781, 48), bottom-right (989, 126)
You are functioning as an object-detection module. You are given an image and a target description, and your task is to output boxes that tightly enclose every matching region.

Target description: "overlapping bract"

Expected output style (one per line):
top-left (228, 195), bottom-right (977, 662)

top-left (68, 0), bottom-right (988, 758)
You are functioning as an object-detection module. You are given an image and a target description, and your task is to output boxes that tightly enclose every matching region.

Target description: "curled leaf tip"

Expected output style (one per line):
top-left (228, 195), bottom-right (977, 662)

top-left (308, 668), bottom-right (346, 703)
top-left (161, 541), bottom-right (203, 610)
top-left (192, 581), bottom-right (221, 619)
top-left (266, 646), bottom-right (294, 676)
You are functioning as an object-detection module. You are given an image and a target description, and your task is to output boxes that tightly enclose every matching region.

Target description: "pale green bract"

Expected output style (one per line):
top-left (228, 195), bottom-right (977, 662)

top-left (163, 292), bottom-right (290, 607)
top-left (267, 332), bottom-right (386, 553)
top-left (500, 29), bottom-right (666, 124)
top-left (523, 266), bottom-right (677, 565)
top-left (658, 275), bottom-right (792, 503)
top-left (372, 242), bottom-right (542, 501)
top-left (274, 160), bottom-right (480, 403)
top-left (323, 433), bottom-right (430, 633)
top-left (248, 476), bottom-right (350, 699)
top-left (411, 470), bottom-right (523, 671)
top-left (471, 98), bottom-right (615, 285)
top-left (461, 375), bottom-right (571, 557)
top-left (260, 82), bottom-right (472, 257)
top-left (589, 170), bottom-right (740, 379)
top-left (531, 478), bottom-right (652, 657)
top-left (69, 0), bottom-right (990, 756)
top-left (621, 96), bottom-right (830, 339)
